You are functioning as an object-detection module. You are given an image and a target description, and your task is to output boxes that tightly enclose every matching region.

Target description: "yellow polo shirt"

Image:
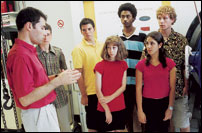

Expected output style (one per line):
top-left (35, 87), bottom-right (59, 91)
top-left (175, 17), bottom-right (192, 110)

top-left (71, 38), bottom-right (103, 95)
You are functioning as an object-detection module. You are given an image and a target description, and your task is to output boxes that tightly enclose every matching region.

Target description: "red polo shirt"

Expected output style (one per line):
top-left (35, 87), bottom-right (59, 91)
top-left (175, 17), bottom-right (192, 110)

top-left (6, 39), bottom-right (56, 110)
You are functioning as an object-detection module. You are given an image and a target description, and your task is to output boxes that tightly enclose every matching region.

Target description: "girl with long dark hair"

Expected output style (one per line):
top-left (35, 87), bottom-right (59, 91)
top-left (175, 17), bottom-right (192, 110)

top-left (136, 31), bottom-right (176, 132)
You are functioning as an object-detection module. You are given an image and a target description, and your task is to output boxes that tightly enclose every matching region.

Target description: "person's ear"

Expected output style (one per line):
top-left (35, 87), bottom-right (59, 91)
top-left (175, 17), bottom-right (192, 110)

top-left (25, 22), bottom-right (33, 31)
top-left (159, 42), bottom-right (163, 48)
top-left (80, 29), bottom-right (83, 35)
top-left (171, 18), bottom-right (175, 25)
top-left (132, 17), bottom-right (135, 22)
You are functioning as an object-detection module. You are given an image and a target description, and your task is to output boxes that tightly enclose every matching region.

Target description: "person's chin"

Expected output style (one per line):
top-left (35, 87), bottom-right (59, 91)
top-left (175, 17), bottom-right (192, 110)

top-left (148, 51), bottom-right (152, 54)
top-left (44, 42), bottom-right (49, 45)
top-left (160, 26), bottom-right (166, 30)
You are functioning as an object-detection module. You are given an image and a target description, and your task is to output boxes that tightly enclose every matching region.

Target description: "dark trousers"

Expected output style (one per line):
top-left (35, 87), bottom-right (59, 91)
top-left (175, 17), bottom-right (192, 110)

top-left (84, 94), bottom-right (98, 130)
top-left (124, 85), bottom-right (136, 132)
top-left (142, 96), bottom-right (170, 132)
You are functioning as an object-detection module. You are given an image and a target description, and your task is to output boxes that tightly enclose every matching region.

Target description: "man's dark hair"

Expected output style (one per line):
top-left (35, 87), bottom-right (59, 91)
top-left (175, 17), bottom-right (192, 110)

top-left (118, 3), bottom-right (137, 19)
top-left (45, 23), bottom-right (52, 34)
top-left (79, 18), bottom-right (95, 30)
top-left (16, 7), bottom-right (47, 31)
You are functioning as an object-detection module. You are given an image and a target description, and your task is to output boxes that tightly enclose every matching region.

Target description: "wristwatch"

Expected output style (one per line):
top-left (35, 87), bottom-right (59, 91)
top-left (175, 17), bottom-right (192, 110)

top-left (168, 106), bottom-right (173, 111)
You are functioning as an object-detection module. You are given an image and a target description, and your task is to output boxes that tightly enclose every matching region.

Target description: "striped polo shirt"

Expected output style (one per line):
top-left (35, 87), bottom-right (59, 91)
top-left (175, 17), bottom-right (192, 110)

top-left (119, 28), bottom-right (146, 85)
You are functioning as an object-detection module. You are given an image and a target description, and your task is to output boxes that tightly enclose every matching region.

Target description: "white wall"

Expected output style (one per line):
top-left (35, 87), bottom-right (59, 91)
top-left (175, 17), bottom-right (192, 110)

top-left (23, 1), bottom-right (201, 61)
top-left (94, 1), bottom-right (201, 43)
top-left (94, 1), bottom-right (161, 42)
top-left (172, 1), bottom-right (201, 36)
top-left (25, 1), bottom-right (84, 67)
top-left (69, 1), bottom-right (84, 46)
top-left (20, 1), bottom-right (202, 61)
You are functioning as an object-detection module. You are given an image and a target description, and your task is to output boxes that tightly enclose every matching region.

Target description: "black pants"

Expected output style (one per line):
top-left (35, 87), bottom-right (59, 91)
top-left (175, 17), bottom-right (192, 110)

top-left (142, 96), bottom-right (170, 132)
top-left (124, 85), bottom-right (136, 132)
top-left (84, 94), bottom-right (98, 130)
top-left (97, 109), bottom-right (126, 131)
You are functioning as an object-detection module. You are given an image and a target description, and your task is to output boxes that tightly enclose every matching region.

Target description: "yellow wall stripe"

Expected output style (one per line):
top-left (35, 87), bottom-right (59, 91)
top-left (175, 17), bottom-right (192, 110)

top-left (83, 1), bottom-right (97, 39)
top-left (162, 1), bottom-right (171, 6)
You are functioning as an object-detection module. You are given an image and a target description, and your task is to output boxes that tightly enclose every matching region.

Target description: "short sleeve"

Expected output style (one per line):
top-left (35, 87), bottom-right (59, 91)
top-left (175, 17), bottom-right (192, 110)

top-left (59, 49), bottom-right (68, 70)
top-left (166, 58), bottom-right (176, 71)
top-left (136, 59), bottom-right (145, 72)
top-left (122, 61), bottom-right (128, 71)
top-left (71, 47), bottom-right (83, 69)
top-left (94, 61), bottom-right (104, 74)
top-left (11, 56), bottom-right (35, 98)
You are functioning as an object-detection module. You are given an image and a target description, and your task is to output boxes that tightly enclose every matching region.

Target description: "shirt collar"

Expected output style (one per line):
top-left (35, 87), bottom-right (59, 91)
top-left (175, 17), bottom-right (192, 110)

top-left (158, 28), bottom-right (175, 40)
top-left (169, 28), bottom-right (175, 37)
top-left (36, 44), bottom-right (56, 55)
top-left (49, 44), bottom-right (56, 54)
top-left (119, 27), bottom-right (141, 39)
top-left (15, 38), bottom-right (36, 53)
top-left (82, 38), bottom-right (97, 46)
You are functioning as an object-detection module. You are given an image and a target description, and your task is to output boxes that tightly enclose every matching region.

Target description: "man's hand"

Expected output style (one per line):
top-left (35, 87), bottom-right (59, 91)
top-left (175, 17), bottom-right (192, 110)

top-left (182, 87), bottom-right (188, 96)
top-left (58, 69), bottom-right (81, 85)
top-left (81, 94), bottom-right (88, 106)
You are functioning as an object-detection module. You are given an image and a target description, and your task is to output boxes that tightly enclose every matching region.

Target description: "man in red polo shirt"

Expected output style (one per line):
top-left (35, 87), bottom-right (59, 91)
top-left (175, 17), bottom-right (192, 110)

top-left (6, 7), bottom-right (81, 132)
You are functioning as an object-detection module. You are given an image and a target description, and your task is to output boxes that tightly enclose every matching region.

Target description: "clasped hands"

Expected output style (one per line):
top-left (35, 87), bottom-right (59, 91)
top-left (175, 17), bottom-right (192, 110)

top-left (98, 95), bottom-right (113, 104)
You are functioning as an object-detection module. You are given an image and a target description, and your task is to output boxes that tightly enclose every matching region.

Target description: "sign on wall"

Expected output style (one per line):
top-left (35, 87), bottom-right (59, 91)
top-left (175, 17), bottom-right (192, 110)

top-left (57, 19), bottom-right (64, 28)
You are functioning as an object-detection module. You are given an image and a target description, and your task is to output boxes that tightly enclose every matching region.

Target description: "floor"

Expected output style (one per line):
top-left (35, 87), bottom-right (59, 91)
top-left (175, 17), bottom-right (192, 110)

top-left (1, 88), bottom-right (201, 132)
top-left (188, 92), bottom-right (201, 132)
top-left (128, 92), bottom-right (201, 132)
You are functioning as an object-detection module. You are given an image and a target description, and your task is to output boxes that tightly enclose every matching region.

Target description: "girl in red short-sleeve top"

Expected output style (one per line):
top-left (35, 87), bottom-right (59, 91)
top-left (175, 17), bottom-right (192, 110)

top-left (136, 31), bottom-right (176, 132)
top-left (94, 35), bottom-right (128, 132)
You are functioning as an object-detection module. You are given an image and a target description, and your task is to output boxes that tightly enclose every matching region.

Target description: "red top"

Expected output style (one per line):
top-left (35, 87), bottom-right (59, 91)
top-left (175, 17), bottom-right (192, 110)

top-left (94, 60), bottom-right (128, 112)
top-left (6, 39), bottom-right (56, 110)
top-left (136, 58), bottom-right (176, 99)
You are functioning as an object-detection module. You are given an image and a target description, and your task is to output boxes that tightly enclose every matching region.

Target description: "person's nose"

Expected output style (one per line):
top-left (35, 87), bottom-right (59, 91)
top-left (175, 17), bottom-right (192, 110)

top-left (85, 29), bottom-right (90, 34)
top-left (42, 31), bottom-right (47, 37)
top-left (159, 18), bottom-right (164, 23)
top-left (124, 17), bottom-right (128, 21)
top-left (147, 44), bottom-right (151, 49)
top-left (44, 35), bottom-right (47, 40)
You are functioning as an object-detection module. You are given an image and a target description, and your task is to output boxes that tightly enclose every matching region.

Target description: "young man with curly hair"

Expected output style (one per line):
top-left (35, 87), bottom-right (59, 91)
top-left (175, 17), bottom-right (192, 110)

top-left (156, 5), bottom-right (191, 132)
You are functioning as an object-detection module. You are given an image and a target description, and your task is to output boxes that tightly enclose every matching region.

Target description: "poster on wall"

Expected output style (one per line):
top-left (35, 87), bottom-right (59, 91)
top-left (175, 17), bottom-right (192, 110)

top-left (94, 1), bottom-right (161, 42)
